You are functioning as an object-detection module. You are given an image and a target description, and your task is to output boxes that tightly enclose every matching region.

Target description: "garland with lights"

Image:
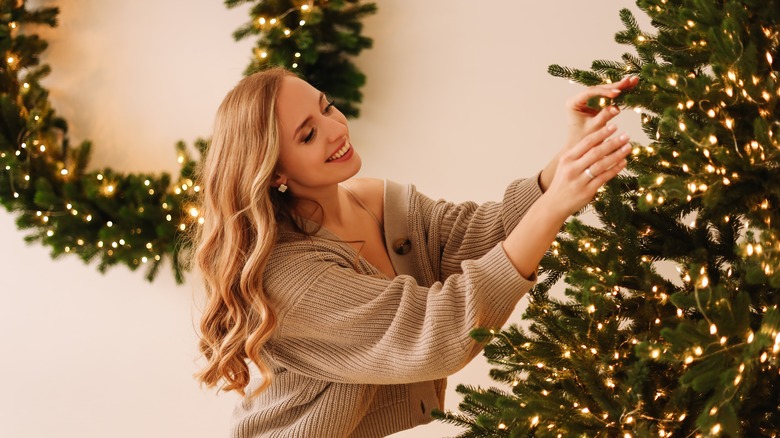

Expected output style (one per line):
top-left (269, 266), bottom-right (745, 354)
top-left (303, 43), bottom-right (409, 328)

top-left (437, 1), bottom-right (780, 436)
top-left (0, 1), bottom-right (375, 282)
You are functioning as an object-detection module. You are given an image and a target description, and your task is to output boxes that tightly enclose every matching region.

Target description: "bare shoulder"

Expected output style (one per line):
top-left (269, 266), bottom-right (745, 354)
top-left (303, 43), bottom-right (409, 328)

top-left (342, 177), bottom-right (385, 219)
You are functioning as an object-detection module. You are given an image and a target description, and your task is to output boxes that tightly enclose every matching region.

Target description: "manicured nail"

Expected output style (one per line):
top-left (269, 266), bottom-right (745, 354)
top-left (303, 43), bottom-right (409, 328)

top-left (607, 124), bottom-right (617, 131)
top-left (609, 106), bottom-right (620, 115)
top-left (612, 89), bottom-right (622, 94)
top-left (621, 144), bottom-right (631, 152)
top-left (619, 134), bottom-right (629, 141)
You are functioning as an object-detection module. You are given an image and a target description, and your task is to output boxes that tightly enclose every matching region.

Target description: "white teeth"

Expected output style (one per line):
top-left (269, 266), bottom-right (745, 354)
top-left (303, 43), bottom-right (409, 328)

top-left (327, 143), bottom-right (350, 161)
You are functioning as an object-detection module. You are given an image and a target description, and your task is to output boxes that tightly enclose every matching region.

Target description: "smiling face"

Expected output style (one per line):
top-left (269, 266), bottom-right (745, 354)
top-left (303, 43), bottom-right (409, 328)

top-left (273, 76), bottom-right (361, 197)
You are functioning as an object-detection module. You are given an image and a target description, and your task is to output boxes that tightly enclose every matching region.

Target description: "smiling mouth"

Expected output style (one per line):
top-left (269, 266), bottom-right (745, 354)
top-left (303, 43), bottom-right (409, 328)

top-left (326, 142), bottom-right (352, 162)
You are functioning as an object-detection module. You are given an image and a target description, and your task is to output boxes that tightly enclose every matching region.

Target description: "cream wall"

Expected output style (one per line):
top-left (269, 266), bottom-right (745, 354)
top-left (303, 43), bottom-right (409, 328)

top-left (0, 1), bottom-right (644, 437)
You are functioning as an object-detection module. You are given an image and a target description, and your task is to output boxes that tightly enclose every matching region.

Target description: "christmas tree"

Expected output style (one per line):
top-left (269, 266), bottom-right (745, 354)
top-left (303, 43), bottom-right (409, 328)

top-left (436, 0), bottom-right (780, 436)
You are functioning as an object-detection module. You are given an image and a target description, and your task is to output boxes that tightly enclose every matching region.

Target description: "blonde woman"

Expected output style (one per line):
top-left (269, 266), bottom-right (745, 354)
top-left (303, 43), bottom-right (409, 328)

top-left (193, 67), bottom-right (638, 437)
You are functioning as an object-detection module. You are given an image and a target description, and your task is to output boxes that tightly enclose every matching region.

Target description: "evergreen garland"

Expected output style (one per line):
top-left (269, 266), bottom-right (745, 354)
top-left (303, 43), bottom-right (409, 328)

top-left (228, 0), bottom-right (376, 118)
top-left (437, 0), bottom-right (780, 436)
top-left (0, 1), bottom-right (375, 282)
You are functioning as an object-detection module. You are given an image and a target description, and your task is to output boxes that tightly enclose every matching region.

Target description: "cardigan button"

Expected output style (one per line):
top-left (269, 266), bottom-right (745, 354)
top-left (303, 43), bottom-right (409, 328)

top-left (392, 238), bottom-right (411, 255)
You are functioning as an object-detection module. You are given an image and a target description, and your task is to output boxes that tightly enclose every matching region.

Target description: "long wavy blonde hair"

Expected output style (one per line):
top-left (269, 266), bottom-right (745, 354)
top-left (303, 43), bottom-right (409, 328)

top-left (192, 67), bottom-right (298, 398)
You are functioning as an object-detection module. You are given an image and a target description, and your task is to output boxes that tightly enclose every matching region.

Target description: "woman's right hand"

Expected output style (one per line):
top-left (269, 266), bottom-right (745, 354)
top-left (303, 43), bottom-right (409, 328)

top-left (543, 123), bottom-right (631, 219)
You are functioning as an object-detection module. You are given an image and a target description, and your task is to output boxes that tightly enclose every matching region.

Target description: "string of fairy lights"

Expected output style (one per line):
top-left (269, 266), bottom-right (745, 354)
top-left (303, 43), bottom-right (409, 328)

top-left (252, 1), bottom-right (315, 69)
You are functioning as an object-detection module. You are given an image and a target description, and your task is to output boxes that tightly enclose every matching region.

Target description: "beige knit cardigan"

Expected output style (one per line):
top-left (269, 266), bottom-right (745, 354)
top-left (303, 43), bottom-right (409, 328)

top-left (232, 176), bottom-right (544, 437)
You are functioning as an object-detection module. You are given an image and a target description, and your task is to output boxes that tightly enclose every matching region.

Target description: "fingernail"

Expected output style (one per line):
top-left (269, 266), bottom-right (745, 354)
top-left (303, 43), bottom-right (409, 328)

top-left (619, 134), bottom-right (629, 141)
top-left (607, 124), bottom-right (617, 131)
top-left (612, 89), bottom-right (622, 94)
top-left (609, 106), bottom-right (620, 115)
top-left (621, 144), bottom-right (631, 152)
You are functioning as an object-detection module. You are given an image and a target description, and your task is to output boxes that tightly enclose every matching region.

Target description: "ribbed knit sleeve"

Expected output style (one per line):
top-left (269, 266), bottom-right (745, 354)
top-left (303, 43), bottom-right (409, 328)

top-left (407, 175), bottom-right (543, 281)
top-left (263, 239), bottom-right (535, 385)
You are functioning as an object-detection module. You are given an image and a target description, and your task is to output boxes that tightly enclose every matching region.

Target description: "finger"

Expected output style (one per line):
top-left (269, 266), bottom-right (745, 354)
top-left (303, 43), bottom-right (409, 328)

top-left (588, 158), bottom-right (627, 187)
top-left (618, 75), bottom-right (640, 91)
top-left (567, 124), bottom-right (618, 160)
top-left (586, 139), bottom-right (631, 175)
top-left (583, 105), bottom-right (621, 132)
top-left (567, 84), bottom-right (623, 110)
top-left (585, 137), bottom-right (631, 176)
top-left (567, 76), bottom-right (639, 110)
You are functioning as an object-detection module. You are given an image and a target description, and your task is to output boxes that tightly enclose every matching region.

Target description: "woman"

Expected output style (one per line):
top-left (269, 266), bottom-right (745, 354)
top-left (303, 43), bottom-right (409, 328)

top-left (193, 67), bottom-right (637, 437)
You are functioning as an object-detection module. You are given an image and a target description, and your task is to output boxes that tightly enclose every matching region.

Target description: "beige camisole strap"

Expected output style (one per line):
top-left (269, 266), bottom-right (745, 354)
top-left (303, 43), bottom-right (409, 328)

top-left (340, 185), bottom-right (383, 229)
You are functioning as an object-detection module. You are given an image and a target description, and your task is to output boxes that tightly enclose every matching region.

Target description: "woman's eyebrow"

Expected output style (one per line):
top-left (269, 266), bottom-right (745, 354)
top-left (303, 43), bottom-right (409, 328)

top-left (293, 93), bottom-right (327, 136)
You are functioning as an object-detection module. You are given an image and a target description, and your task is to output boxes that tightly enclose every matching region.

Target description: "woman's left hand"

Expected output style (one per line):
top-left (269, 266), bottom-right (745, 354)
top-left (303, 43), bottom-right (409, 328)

top-left (564, 76), bottom-right (639, 150)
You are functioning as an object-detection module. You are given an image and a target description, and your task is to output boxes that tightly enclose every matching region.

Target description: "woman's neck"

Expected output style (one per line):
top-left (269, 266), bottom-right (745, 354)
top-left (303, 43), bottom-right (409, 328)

top-left (290, 184), bottom-right (351, 229)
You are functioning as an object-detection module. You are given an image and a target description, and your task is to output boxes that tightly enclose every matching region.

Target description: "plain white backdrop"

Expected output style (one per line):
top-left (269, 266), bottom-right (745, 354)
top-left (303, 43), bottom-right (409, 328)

top-left (0, 1), bottom-right (647, 437)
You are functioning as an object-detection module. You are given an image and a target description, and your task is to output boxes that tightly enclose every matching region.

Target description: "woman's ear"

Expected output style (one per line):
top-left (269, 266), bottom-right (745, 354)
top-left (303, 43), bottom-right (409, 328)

top-left (272, 173), bottom-right (287, 189)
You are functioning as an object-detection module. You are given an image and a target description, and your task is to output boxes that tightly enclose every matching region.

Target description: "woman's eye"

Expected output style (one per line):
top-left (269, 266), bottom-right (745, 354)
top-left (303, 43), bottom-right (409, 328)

top-left (323, 100), bottom-right (335, 114)
top-left (303, 128), bottom-right (315, 144)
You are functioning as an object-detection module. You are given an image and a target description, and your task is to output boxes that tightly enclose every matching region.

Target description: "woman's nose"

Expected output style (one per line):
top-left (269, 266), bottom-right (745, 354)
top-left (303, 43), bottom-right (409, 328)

top-left (323, 115), bottom-right (348, 143)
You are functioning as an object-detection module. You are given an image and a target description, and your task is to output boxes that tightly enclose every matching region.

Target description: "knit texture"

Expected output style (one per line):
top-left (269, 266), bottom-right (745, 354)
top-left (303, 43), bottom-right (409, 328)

top-left (232, 177), bottom-right (543, 437)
